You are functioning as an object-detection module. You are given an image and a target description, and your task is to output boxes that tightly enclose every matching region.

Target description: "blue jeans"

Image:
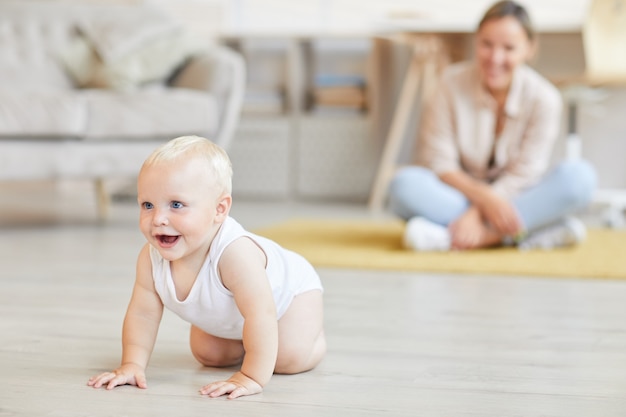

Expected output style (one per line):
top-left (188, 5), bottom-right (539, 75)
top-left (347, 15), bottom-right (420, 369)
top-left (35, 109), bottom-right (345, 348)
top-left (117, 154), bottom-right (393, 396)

top-left (388, 160), bottom-right (597, 232)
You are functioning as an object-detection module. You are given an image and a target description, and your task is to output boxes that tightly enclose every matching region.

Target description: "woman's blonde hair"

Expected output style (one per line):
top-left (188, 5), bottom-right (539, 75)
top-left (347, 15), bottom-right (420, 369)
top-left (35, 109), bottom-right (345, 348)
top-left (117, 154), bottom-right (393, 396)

top-left (143, 135), bottom-right (233, 195)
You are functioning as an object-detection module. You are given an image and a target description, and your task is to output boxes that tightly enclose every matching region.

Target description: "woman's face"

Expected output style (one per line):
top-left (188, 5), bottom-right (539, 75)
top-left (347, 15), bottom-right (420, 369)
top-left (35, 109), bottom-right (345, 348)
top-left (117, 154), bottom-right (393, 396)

top-left (475, 16), bottom-right (533, 95)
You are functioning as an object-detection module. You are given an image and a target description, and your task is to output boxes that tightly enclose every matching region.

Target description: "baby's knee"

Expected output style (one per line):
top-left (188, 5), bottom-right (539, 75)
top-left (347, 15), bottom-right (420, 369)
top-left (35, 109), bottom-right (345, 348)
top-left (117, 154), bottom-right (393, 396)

top-left (274, 354), bottom-right (305, 375)
top-left (189, 330), bottom-right (244, 368)
top-left (192, 346), bottom-right (243, 368)
top-left (275, 333), bottom-right (326, 375)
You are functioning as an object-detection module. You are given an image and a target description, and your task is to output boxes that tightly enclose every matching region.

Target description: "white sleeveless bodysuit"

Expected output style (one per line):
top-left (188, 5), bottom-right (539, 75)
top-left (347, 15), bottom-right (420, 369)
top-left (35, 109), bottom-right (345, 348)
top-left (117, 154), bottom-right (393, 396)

top-left (149, 216), bottom-right (322, 340)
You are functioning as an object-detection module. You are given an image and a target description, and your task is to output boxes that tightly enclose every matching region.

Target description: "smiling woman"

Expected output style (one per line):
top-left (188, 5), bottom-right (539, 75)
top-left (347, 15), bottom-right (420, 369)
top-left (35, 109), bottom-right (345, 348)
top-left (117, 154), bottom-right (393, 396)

top-left (388, 0), bottom-right (597, 252)
top-left (475, 2), bottom-right (535, 103)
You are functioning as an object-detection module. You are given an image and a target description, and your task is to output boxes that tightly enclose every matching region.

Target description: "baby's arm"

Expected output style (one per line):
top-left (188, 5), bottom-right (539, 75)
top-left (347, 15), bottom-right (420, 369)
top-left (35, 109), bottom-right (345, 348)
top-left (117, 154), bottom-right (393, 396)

top-left (200, 237), bottom-right (278, 399)
top-left (88, 244), bottom-right (164, 390)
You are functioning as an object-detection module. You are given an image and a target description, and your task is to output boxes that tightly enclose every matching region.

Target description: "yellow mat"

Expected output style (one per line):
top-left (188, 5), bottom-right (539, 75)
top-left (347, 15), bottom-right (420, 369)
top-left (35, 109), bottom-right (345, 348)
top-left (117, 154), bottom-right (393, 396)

top-left (255, 219), bottom-right (626, 279)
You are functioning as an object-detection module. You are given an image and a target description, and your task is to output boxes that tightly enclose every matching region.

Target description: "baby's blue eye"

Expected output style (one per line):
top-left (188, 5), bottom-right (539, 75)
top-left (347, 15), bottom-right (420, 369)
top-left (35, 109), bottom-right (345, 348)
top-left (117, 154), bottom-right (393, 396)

top-left (171, 201), bottom-right (183, 209)
top-left (142, 202), bottom-right (153, 209)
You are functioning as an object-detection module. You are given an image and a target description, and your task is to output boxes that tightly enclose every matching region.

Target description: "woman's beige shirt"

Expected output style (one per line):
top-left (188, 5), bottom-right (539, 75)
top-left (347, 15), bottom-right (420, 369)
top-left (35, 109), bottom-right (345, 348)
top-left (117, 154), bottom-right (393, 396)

top-left (416, 61), bottom-right (562, 199)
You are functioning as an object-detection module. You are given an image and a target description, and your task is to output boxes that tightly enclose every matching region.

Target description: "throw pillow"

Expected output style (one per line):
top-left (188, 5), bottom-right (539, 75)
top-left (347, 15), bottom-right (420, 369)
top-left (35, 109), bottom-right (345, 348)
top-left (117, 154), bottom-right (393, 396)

top-left (60, 32), bottom-right (203, 91)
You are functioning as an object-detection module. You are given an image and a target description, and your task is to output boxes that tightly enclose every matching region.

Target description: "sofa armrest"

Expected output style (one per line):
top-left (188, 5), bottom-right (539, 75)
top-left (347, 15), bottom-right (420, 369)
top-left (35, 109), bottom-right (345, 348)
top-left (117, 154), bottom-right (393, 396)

top-left (170, 45), bottom-right (245, 150)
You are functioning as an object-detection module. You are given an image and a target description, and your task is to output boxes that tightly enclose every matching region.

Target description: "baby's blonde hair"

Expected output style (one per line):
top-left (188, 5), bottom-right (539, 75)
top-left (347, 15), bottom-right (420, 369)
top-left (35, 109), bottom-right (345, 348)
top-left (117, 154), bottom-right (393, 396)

top-left (143, 135), bottom-right (233, 195)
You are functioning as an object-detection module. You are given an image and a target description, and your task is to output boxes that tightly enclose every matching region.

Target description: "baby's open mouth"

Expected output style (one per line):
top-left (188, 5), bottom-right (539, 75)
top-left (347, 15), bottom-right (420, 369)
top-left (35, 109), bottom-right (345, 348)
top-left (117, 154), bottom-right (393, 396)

top-left (157, 234), bottom-right (180, 246)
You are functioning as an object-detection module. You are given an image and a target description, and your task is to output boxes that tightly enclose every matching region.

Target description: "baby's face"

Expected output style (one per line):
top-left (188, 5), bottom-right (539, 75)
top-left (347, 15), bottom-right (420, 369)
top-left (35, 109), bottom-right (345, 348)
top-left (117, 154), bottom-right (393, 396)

top-left (137, 157), bottom-right (225, 263)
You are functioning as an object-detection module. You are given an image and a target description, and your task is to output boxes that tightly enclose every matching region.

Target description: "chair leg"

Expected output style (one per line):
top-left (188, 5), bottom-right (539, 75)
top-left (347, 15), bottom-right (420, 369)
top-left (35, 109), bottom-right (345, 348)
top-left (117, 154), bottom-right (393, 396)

top-left (564, 96), bottom-right (626, 229)
top-left (603, 205), bottom-right (625, 228)
top-left (94, 178), bottom-right (110, 221)
top-left (596, 190), bottom-right (626, 228)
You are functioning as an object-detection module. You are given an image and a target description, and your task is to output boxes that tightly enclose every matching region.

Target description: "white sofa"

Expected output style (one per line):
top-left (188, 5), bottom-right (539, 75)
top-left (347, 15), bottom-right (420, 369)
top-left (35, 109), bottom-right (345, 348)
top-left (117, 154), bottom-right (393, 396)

top-left (0, 1), bottom-right (245, 219)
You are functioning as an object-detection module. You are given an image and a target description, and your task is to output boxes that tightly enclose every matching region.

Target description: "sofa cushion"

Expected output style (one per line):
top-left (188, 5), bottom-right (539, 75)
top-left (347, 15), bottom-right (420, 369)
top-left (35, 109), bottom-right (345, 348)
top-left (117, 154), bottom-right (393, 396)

top-left (0, 4), bottom-right (76, 91)
top-left (83, 87), bottom-right (219, 141)
top-left (0, 1), bottom-right (187, 92)
top-left (0, 140), bottom-right (162, 180)
top-left (60, 32), bottom-right (202, 92)
top-left (74, 3), bottom-right (181, 64)
top-left (0, 91), bottom-right (85, 137)
top-left (59, 2), bottom-right (201, 91)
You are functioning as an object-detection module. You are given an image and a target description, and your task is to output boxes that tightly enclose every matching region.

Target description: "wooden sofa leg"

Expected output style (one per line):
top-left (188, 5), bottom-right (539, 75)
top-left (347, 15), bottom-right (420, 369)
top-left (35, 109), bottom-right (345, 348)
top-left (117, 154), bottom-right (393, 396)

top-left (94, 179), bottom-right (110, 221)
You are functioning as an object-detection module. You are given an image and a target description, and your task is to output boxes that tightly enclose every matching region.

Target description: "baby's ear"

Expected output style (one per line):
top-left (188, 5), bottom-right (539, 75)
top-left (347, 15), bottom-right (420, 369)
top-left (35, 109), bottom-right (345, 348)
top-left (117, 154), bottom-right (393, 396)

top-left (214, 194), bottom-right (232, 222)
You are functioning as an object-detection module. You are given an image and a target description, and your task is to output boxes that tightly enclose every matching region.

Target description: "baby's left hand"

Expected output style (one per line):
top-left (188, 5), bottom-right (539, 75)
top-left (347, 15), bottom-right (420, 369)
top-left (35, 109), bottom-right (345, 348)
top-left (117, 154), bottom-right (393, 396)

top-left (199, 371), bottom-right (263, 399)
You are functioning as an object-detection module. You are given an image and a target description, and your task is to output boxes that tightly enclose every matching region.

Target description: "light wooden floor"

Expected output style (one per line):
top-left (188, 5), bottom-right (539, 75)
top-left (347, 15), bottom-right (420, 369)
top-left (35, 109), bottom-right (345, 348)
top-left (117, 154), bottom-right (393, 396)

top-left (2, 181), bottom-right (626, 416)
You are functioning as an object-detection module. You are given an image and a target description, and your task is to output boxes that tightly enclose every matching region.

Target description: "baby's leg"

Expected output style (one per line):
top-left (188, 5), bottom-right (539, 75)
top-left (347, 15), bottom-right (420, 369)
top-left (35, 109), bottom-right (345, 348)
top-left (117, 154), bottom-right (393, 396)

top-left (189, 325), bottom-right (244, 367)
top-left (275, 289), bottom-right (326, 374)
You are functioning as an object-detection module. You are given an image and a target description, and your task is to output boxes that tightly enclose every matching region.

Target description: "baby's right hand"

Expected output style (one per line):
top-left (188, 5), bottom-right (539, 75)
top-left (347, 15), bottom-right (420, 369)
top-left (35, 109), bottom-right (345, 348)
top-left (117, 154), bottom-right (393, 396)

top-left (87, 363), bottom-right (147, 390)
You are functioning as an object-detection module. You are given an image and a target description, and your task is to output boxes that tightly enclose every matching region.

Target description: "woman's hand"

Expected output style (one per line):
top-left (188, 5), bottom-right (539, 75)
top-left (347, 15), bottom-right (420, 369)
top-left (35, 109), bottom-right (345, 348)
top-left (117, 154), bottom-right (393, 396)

top-left (199, 371), bottom-right (263, 399)
top-left (87, 363), bottom-right (147, 390)
top-left (449, 207), bottom-right (487, 250)
top-left (439, 171), bottom-right (522, 238)
top-left (477, 191), bottom-right (523, 236)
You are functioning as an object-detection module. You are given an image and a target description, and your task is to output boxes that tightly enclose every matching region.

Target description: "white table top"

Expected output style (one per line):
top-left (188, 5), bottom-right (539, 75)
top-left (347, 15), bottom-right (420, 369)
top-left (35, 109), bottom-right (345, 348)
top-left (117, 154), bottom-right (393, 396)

top-left (218, 17), bottom-right (582, 39)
